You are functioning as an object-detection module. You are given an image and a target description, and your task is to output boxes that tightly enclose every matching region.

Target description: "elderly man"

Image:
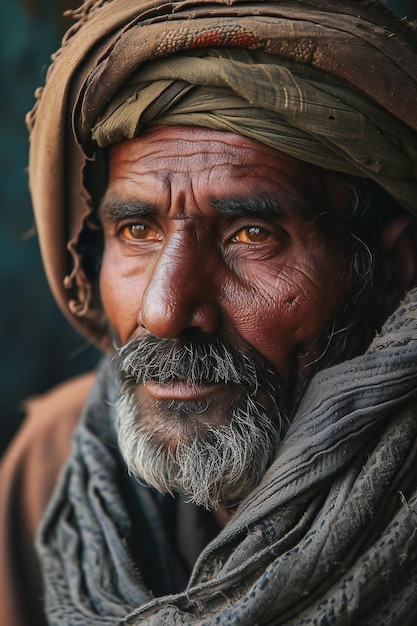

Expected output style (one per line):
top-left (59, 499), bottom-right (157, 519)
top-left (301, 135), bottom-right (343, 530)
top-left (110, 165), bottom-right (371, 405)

top-left (2, 0), bottom-right (417, 624)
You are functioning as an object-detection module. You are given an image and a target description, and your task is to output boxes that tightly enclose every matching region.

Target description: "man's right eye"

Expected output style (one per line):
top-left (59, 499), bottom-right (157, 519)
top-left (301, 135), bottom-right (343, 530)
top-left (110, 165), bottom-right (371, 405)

top-left (231, 225), bottom-right (276, 245)
top-left (119, 223), bottom-right (162, 242)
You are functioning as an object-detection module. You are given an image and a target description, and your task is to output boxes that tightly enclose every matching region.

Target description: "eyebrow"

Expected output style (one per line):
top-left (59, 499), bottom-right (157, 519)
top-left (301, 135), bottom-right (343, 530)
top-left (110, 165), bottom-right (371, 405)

top-left (99, 198), bottom-right (155, 222)
top-left (99, 192), bottom-right (315, 222)
top-left (211, 193), bottom-right (314, 220)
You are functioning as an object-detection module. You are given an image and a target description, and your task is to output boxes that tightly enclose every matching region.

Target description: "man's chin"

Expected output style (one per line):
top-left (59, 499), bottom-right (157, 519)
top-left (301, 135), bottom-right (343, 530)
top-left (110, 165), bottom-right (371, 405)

top-left (115, 386), bottom-right (282, 510)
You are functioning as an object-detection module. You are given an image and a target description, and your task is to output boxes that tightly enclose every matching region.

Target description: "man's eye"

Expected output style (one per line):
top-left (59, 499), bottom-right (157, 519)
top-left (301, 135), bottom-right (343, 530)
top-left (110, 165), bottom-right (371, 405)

top-left (232, 226), bottom-right (275, 244)
top-left (119, 223), bottom-right (161, 241)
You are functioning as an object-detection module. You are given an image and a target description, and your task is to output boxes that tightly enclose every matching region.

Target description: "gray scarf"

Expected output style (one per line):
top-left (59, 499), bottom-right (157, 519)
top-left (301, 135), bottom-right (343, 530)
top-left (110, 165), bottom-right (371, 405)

top-left (37, 289), bottom-right (417, 625)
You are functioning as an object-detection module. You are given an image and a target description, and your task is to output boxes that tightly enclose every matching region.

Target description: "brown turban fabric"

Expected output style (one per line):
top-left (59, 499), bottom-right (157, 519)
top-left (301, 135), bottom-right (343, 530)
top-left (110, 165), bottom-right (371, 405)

top-left (27, 0), bottom-right (417, 348)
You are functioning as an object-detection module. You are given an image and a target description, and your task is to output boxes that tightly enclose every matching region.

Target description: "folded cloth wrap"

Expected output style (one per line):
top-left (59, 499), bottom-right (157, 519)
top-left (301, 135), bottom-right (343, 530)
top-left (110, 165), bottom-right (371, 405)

top-left (92, 48), bottom-right (417, 213)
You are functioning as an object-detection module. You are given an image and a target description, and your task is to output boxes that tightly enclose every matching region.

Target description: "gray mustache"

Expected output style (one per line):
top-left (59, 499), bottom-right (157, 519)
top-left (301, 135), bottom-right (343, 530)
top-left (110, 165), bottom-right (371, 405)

top-left (115, 333), bottom-right (270, 391)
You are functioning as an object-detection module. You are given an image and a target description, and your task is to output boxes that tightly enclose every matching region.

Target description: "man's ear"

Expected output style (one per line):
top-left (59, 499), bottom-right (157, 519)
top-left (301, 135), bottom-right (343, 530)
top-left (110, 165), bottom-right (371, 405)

top-left (380, 214), bottom-right (417, 306)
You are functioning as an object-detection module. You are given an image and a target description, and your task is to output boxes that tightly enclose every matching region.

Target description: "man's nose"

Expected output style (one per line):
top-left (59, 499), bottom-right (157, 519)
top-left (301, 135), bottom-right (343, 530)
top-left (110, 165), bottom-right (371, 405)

top-left (139, 231), bottom-right (221, 338)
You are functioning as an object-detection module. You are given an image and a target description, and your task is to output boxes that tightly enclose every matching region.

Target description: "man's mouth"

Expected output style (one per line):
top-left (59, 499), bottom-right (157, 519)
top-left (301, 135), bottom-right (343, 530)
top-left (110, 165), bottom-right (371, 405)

top-left (143, 380), bottom-right (228, 402)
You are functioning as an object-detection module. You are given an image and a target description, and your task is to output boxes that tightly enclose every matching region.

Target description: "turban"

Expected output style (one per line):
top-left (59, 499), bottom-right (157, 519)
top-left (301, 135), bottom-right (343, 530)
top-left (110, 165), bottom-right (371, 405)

top-left (27, 0), bottom-right (417, 348)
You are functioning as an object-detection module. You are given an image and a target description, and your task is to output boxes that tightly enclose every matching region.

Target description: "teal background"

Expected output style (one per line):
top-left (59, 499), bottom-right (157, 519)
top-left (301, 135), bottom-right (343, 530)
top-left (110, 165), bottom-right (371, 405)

top-left (0, 0), bottom-right (416, 454)
top-left (0, 1), bottom-right (100, 453)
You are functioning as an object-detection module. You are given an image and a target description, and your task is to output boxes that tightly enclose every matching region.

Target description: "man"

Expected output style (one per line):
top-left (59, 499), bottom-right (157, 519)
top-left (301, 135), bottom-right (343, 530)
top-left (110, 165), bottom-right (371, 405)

top-left (2, 0), bottom-right (417, 624)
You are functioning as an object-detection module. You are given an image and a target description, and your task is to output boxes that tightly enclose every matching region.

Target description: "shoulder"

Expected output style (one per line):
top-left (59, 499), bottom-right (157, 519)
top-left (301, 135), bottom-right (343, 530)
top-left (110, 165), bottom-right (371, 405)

top-left (0, 371), bottom-right (96, 626)
top-left (1, 371), bottom-right (96, 529)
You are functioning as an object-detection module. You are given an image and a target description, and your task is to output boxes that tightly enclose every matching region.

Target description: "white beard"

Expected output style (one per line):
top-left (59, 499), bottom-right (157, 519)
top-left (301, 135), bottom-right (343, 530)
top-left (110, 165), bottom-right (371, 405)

top-left (116, 389), bottom-right (281, 510)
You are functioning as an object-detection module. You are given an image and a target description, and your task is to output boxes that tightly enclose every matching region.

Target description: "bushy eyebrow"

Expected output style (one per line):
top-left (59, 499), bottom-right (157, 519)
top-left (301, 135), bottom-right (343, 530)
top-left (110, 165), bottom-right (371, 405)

top-left (99, 193), bottom-right (314, 222)
top-left (99, 198), bottom-right (155, 222)
top-left (211, 193), bottom-right (313, 220)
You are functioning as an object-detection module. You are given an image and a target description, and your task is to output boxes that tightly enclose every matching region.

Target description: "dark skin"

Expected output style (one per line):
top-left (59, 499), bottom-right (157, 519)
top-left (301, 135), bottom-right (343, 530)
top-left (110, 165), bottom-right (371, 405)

top-left (99, 125), bottom-right (417, 522)
top-left (99, 125), bottom-right (354, 439)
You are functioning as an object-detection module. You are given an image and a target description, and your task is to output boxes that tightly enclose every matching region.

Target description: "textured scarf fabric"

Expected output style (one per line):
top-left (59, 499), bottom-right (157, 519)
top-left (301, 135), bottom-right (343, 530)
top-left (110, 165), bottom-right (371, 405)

top-left (26, 0), bottom-right (417, 349)
top-left (37, 288), bottom-right (417, 625)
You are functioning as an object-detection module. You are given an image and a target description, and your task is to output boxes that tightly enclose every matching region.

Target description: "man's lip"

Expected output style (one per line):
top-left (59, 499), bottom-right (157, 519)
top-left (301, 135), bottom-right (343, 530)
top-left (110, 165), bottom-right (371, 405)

top-left (144, 380), bottom-right (223, 401)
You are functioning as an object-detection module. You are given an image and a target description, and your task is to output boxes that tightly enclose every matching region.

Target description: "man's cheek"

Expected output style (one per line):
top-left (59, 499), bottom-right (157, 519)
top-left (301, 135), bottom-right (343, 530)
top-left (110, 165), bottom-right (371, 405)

top-left (223, 287), bottom-right (304, 381)
top-left (99, 260), bottom-right (144, 344)
top-left (226, 268), bottom-right (345, 382)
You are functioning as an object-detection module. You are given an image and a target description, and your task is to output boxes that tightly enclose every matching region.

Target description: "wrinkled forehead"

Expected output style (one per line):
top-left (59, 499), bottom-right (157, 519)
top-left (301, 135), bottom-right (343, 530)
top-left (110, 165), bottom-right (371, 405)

top-left (106, 125), bottom-right (307, 183)
top-left (102, 126), bottom-right (351, 224)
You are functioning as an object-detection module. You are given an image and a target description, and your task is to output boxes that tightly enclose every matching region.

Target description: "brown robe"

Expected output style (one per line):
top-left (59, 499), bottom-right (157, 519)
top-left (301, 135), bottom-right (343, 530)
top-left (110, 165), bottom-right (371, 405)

top-left (0, 372), bottom-right (95, 626)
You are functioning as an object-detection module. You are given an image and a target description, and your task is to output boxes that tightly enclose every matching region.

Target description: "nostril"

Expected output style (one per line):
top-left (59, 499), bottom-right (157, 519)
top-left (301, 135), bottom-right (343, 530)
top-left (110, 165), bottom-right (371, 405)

top-left (137, 311), bottom-right (146, 329)
top-left (189, 302), bottom-right (221, 335)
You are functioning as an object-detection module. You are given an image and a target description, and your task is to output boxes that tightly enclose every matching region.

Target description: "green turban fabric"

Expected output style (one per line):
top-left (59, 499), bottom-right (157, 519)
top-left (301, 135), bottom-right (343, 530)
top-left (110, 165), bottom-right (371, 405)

top-left (92, 47), bottom-right (417, 216)
top-left (27, 0), bottom-right (417, 348)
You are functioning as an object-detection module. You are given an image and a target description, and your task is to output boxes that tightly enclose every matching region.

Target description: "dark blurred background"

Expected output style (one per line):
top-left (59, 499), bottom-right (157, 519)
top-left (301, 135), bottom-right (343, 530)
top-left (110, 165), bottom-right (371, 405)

top-left (1, 0), bottom-right (416, 455)
top-left (0, 0), bottom-right (100, 454)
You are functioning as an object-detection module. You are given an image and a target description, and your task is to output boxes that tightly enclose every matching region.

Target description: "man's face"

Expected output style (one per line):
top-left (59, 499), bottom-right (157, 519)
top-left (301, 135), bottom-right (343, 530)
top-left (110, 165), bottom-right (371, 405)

top-left (99, 125), bottom-right (352, 508)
